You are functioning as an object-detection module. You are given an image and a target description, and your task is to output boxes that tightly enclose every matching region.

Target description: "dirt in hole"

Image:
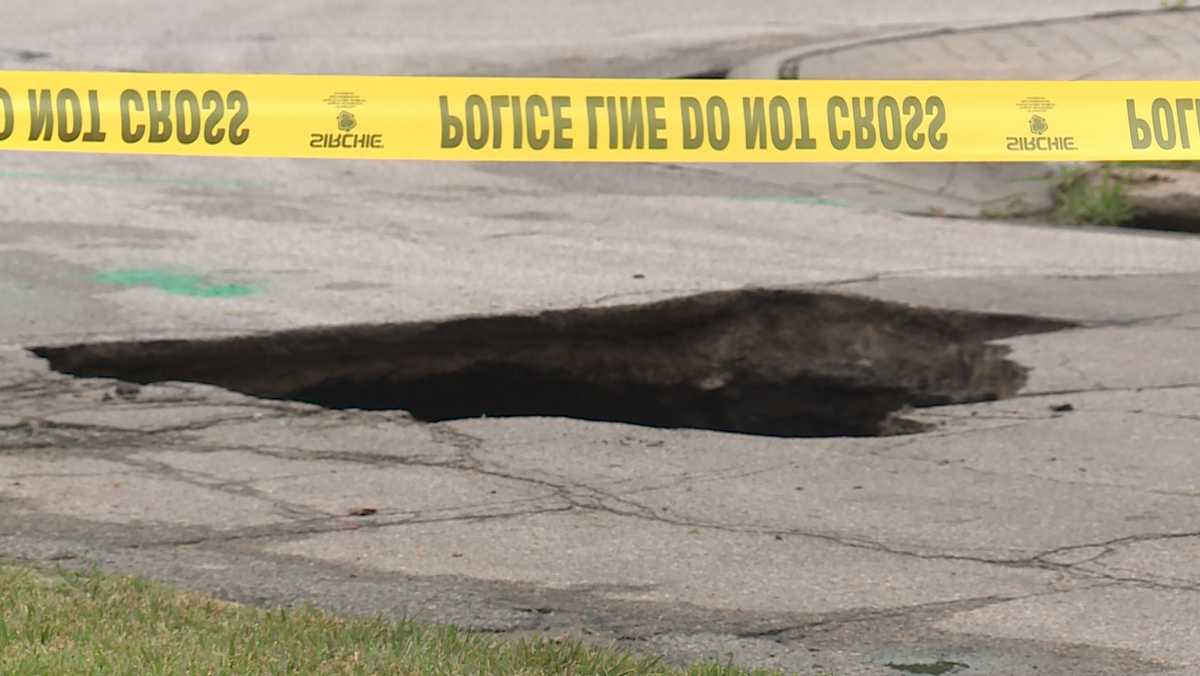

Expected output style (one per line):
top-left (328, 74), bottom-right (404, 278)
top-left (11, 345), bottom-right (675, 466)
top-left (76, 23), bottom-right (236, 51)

top-left (886, 661), bottom-right (969, 675)
top-left (678, 67), bottom-right (730, 79)
top-left (1126, 214), bottom-right (1200, 234)
top-left (31, 288), bottom-right (1073, 438)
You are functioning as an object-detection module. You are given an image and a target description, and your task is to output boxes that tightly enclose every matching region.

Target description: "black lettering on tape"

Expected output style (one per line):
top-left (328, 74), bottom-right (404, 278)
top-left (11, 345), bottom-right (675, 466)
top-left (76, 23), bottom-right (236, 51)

top-left (620, 97), bottom-right (644, 149)
top-left (1151, 97), bottom-right (1177, 150)
top-left (878, 96), bottom-right (901, 150)
top-left (794, 97), bottom-right (816, 150)
top-left (227, 90), bottom-right (249, 145)
top-left (120, 89), bottom-right (144, 143)
top-left (851, 96), bottom-right (875, 149)
top-left (308, 132), bottom-right (384, 149)
top-left (202, 90), bottom-right (225, 144)
top-left (707, 97), bottom-right (730, 150)
top-left (768, 96), bottom-right (792, 151)
top-left (440, 95), bottom-right (463, 148)
top-left (552, 96), bottom-right (573, 149)
top-left (510, 96), bottom-right (524, 148)
top-left (526, 95), bottom-right (549, 150)
top-left (684, 97), bottom-right (732, 150)
top-left (1127, 99), bottom-right (1152, 150)
top-left (587, 96), bottom-right (605, 149)
top-left (646, 97), bottom-right (665, 150)
top-left (680, 97), bottom-right (703, 150)
top-left (55, 89), bottom-right (82, 142)
top-left (605, 96), bottom-right (619, 149)
top-left (489, 95), bottom-right (511, 149)
top-left (147, 90), bottom-right (172, 143)
top-left (926, 96), bottom-right (947, 150)
top-left (464, 94), bottom-right (488, 150)
top-left (83, 90), bottom-right (105, 142)
top-left (827, 96), bottom-right (850, 150)
top-left (1195, 99), bottom-right (1200, 148)
top-left (0, 89), bottom-right (12, 141)
top-left (119, 89), bottom-right (245, 145)
top-left (903, 96), bottom-right (924, 149)
top-left (175, 90), bottom-right (201, 144)
top-left (28, 89), bottom-right (53, 141)
top-left (744, 97), bottom-right (767, 149)
top-left (1177, 98), bottom-right (1195, 149)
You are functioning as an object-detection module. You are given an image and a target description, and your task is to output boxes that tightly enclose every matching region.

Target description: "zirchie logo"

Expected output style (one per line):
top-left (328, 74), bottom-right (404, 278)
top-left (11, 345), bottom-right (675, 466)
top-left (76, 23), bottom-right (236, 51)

top-left (1007, 96), bottom-right (1076, 151)
top-left (310, 91), bottom-right (384, 149)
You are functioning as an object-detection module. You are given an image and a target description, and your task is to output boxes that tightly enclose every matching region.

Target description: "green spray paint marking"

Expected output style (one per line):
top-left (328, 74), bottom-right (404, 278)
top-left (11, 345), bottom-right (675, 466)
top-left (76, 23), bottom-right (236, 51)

top-left (96, 270), bottom-right (257, 298)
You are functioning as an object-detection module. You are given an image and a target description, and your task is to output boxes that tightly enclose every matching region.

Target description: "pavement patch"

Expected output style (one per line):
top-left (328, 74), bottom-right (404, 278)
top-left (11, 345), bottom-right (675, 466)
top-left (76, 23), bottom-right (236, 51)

top-left (31, 288), bottom-right (1072, 438)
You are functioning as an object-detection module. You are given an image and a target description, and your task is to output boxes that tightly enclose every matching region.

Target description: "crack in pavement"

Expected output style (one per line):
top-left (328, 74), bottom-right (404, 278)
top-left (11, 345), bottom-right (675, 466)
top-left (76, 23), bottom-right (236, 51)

top-left (2, 523), bottom-right (1158, 675)
top-left (1019, 382), bottom-right (1200, 398)
top-left (139, 503), bottom-right (580, 549)
top-left (706, 585), bottom-right (1111, 642)
top-left (8, 394), bottom-right (1200, 595)
top-left (117, 454), bottom-right (335, 521)
top-left (4, 344), bottom-right (1200, 674)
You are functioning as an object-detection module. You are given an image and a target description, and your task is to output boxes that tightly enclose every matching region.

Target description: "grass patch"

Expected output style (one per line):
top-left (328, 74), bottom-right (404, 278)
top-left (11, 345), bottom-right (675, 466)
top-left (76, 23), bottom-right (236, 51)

top-left (1053, 168), bottom-right (1137, 227)
top-left (1106, 160), bottom-right (1200, 172)
top-left (0, 563), bottom-right (790, 675)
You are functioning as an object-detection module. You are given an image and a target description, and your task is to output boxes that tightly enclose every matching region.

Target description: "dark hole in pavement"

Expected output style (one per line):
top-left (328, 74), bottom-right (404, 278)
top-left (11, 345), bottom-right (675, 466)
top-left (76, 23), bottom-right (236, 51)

top-left (31, 288), bottom-right (1072, 438)
top-left (1126, 214), bottom-right (1200, 234)
top-left (14, 49), bottom-right (51, 62)
top-left (886, 660), bottom-right (970, 675)
top-left (678, 67), bottom-right (729, 79)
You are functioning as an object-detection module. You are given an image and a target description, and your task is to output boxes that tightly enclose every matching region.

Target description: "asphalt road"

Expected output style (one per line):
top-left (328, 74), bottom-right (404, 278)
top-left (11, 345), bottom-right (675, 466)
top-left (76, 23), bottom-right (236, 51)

top-left (4, 3), bottom-right (1200, 676)
top-left (1, 0), bottom-right (1160, 76)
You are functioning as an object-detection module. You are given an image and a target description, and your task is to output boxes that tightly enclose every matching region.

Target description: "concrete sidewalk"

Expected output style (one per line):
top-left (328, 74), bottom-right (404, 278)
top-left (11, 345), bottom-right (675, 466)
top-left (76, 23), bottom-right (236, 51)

top-left (712, 6), bottom-right (1200, 219)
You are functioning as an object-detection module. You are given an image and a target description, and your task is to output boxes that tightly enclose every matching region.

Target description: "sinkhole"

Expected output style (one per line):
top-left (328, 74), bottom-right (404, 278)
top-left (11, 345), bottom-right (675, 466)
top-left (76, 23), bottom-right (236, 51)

top-left (31, 288), bottom-right (1073, 438)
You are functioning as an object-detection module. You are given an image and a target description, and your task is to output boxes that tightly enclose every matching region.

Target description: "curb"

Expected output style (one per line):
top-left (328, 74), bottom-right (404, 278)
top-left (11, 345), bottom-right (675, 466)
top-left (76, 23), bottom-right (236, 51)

top-left (727, 6), bottom-right (1200, 80)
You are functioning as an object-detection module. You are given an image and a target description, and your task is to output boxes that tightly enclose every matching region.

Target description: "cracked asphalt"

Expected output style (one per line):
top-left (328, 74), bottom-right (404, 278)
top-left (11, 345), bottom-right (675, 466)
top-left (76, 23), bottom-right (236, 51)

top-left (4, 2), bottom-right (1200, 675)
top-left (6, 287), bottom-right (1200, 676)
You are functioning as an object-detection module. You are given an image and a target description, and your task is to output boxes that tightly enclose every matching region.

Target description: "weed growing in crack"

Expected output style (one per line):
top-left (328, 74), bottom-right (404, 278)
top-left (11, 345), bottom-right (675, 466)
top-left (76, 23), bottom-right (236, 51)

top-left (1053, 168), bottom-right (1137, 227)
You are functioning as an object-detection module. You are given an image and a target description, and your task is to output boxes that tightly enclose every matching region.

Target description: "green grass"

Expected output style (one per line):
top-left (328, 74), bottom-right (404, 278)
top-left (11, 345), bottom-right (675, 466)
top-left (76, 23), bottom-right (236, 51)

top-left (1052, 160), bottom-right (1200, 227)
top-left (0, 564), bottom-right (788, 675)
top-left (1052, 168), bottom-right (1138, 227)
top-left (1107, 160), bottom-right (1200, 172)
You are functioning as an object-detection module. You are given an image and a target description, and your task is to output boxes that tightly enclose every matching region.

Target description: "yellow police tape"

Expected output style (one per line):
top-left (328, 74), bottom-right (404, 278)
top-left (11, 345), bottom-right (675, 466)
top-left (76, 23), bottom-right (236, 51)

top-left (1, 71), bottom-right (1199, 162)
